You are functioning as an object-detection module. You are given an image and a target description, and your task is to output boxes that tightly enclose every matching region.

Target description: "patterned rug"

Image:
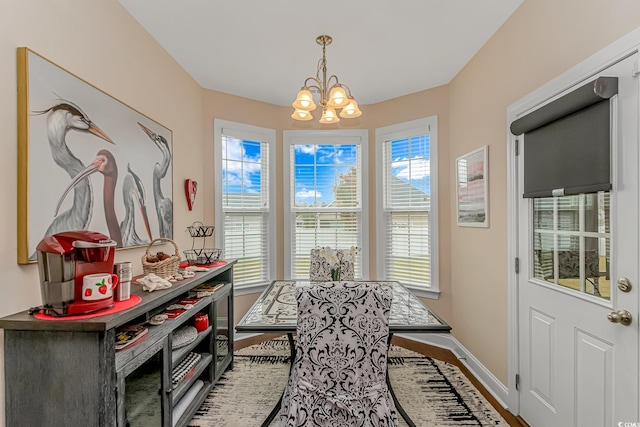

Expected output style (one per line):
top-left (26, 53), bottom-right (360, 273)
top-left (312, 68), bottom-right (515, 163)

top-left (188, 338), bottom-right (509, 426)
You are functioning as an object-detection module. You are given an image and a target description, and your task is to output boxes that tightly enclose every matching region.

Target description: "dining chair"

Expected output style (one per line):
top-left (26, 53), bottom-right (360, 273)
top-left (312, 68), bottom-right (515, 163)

top-left (279, 281), bottom-right (398, 427)
top-left (309, 247), bottom-right (356, 281)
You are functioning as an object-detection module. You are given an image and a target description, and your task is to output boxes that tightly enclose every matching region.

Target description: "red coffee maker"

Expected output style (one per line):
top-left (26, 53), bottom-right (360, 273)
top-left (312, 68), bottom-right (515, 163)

top-left (36, 230), bottom-right (118, 316)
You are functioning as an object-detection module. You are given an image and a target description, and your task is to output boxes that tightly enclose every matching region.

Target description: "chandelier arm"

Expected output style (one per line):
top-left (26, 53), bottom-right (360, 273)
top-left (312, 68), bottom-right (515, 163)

top-left (327, 75), bottom-right (340, 88)
top-left (304, 78), bottom-right (322, 90)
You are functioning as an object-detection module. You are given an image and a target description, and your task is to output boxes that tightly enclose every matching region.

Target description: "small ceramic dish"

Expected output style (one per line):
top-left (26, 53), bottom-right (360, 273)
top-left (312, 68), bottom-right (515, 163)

top-left (149, 313), bottom-right (168, 325)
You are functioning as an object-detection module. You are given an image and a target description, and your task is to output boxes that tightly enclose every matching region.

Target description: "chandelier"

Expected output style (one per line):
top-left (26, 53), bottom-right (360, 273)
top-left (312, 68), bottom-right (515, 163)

top-left (291, 35), bottom-right (362, 123)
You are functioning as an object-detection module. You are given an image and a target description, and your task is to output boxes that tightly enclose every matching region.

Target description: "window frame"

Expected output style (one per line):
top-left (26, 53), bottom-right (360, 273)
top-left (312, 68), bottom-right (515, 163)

top-left (214, 119), bottom-right (276, 295)
top-left (375, 116), bottom-right (439, 298)
top-left (283, 129), bottom-right (369, 280)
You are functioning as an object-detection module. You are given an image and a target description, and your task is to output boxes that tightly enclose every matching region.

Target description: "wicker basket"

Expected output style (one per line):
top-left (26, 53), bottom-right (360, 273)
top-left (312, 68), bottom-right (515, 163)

top-left (141, 238), bottom-right (181, 278)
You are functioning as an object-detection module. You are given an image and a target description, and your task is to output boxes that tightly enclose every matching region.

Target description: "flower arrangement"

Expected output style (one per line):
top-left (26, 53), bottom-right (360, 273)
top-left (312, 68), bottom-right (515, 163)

top-left (318, 246), bottom-right (359, 282)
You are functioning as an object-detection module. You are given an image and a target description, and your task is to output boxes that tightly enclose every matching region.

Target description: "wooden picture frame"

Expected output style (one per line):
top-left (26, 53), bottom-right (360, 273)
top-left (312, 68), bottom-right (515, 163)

top-left (456, 145), bottom-right (489, 228)
top-left (17, 47), bottom-right (173, 264)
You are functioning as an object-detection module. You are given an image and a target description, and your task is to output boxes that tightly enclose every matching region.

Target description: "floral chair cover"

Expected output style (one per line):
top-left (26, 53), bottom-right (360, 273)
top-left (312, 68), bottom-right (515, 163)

top-left (309, 247), bottom-right (356, 282)
top-left (279, 282), bottom-right (398, 427)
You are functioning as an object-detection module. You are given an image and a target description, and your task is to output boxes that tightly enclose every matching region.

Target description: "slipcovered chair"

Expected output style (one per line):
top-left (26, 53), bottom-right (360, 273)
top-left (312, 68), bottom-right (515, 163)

top-left (309, 247), bottom-right (356, 282)
top-left (279, 281), bottom-right (398, 427)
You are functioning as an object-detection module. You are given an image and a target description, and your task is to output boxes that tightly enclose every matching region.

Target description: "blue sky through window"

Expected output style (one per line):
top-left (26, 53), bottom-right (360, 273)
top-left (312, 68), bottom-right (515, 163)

top-left (222, 135), bottom-right (431, 208)
top-left (293, 144), bottom-right (358, 206)
top-left (222, 137), bottom-right (264, 208)
top-left (390, 135), bottom-right (431, 198)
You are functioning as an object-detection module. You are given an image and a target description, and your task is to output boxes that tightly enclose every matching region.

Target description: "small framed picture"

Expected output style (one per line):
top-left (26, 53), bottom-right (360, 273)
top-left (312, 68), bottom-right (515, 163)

top-left (456, 146), bottom-right (489, 227)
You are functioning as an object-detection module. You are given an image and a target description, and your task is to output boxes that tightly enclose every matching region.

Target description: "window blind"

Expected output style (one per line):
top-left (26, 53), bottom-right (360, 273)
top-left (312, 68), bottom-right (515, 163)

top-left (221, 134), bottom-right (270, 286)
top-left (510, 77), bottom-right (617, 198)
top-left (382, 135), bottom-right (432, 287)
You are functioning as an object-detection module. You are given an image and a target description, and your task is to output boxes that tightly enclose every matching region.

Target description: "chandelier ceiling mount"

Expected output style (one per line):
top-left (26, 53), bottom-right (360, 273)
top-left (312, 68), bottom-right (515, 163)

top-left (291, 35), bottom-right (362, 124)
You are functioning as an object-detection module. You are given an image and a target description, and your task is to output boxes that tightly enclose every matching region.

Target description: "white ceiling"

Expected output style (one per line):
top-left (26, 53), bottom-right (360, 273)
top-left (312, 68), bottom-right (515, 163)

top-left (119, 0), bottom-right (523, 106)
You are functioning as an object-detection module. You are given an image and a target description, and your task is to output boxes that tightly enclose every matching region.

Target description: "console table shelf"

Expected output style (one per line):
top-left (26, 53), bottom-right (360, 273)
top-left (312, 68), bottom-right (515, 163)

top-left (0, 260), bottom-right (236, 427)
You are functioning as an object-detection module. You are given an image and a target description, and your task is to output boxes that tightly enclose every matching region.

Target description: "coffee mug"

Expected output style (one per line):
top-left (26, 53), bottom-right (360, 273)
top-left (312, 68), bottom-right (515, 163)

top-left (82, 273), bottom-right (119, 301)
top-left (194, 313), bottom-right (209, 332)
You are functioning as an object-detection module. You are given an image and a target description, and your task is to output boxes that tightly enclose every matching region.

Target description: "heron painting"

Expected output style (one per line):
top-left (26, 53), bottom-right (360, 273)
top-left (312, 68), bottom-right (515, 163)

top-left (17, 47), bottom-right (173, 264)
top-left (54, 151), bottom-right (153, 248)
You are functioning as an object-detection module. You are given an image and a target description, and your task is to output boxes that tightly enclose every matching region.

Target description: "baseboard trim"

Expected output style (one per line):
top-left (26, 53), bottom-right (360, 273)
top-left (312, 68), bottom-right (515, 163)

top-left (234, 332), bottom-right (261, 342)
top-left (397, 332), bottom-right (509, 409)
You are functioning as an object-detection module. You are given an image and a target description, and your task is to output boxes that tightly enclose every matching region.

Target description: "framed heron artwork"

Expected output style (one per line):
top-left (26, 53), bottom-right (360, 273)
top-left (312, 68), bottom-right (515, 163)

top-left (17, 47), bottom-right (174, 264)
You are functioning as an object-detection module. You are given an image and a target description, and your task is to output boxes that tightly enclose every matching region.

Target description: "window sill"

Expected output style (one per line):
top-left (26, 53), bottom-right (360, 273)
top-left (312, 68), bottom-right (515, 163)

top-left (402, 284), bottom-right (440, 300)
top-left (234, 281), bottom-right (270, 296)
top-left (233, 281), bottom-right (439, 299)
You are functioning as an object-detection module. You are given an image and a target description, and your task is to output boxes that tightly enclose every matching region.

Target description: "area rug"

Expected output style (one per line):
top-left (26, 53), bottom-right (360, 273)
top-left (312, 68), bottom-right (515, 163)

top-left (188, 338), bottom-right (509, 426)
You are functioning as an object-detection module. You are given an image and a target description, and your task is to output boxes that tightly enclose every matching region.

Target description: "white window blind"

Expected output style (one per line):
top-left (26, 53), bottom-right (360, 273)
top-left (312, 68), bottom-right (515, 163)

top-left (377, 117), bottom-right (437, 292)
top-left (284, 131), bottom-right (368, 279)
top-left (216, 123), bottom-right (274, 287)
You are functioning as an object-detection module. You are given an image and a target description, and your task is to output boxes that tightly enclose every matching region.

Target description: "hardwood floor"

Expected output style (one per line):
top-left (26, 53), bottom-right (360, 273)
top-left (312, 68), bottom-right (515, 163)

top-left (235, 333), bottom-right (529, 426)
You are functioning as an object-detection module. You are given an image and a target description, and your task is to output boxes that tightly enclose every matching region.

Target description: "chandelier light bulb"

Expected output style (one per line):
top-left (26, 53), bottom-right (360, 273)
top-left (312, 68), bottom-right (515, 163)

top-left (292, 88), bottom-right (316, 111)
top-left (339, 97), bottom-right (362, 118)
top-left (319, 106), bottom-right (340, 124)
top-left (291, 108), bottom-right (313, 121)
top-left (327, 85), bottom-right (348, 108)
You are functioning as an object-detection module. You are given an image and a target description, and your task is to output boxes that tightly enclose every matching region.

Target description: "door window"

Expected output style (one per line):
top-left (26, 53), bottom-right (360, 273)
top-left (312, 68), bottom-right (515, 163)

top-left (532, 192), bottom-right (610, 299)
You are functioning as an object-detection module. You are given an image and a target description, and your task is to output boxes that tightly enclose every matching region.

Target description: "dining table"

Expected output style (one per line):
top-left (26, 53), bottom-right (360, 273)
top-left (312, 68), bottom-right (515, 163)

top-left (235, 280), bottom-right (452, 427)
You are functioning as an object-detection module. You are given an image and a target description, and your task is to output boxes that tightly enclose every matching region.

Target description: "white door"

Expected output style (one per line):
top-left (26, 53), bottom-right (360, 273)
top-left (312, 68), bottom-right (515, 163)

top-left (517, 54), bottom-right (639, 426)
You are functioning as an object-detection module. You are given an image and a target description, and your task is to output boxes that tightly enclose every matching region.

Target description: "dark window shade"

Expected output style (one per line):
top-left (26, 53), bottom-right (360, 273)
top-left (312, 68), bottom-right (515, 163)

top-left (510, 77), bottom-right (617, 198)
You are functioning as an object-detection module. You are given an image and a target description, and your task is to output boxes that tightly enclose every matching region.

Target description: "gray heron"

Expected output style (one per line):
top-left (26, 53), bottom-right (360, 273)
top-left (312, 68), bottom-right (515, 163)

top-left (137, 122), bottom-right (173, 239)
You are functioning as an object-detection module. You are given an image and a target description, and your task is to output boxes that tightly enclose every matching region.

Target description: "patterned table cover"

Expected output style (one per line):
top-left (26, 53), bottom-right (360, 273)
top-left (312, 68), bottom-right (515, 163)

top-left (236, 281), bottom-right (451, 333)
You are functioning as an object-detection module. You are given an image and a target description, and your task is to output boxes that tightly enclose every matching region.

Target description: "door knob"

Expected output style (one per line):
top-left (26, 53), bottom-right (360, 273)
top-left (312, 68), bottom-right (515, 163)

top-left (617, 277), bottom-right (632, 292)
top-left (607, 309), bottom-right (633, 326)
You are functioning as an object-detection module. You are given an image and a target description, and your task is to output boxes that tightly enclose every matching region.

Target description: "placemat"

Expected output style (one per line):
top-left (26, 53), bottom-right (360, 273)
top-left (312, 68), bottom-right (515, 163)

top-left (179, 260), bottom-right (228, 269)
top-left (33, 295), bottom-right (142, 321)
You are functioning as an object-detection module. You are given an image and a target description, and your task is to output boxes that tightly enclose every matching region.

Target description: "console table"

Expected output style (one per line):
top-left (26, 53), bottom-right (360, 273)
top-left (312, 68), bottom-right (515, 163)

top-left (0, 260), bottom-right (235, 427)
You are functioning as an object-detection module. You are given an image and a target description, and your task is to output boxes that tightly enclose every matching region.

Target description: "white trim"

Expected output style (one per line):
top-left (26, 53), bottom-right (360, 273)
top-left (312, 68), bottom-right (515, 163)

top-left (214, 119), bottom-right (277, 285)
top-left (397, 333), bottom-right (510, 409)
top-left (375, 116), bottom-right (439, 292)
top-left (506, 26), bottom-right (640, 416)
top-left (282, 129), bottom-right (369, 280)
top-left (404, 284), bottom-right (441, 300)
top-left (506, 127), bottom-right (520, 413)
top-left (234, 332), bottom-right (263, 342)
top-left (233, 282), bottom-right (269, 297)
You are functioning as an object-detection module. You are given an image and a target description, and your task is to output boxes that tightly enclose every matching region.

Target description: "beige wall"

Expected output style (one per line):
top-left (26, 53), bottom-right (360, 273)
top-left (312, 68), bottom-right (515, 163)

top-left (448, 0), bottom-right (640, 383)
top-left (0, 1), bottom-right (204, 424)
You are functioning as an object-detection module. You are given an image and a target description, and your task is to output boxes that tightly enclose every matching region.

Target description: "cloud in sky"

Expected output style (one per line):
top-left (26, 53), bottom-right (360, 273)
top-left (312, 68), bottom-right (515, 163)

top-left (393, 157), bottom-right (430, 180)
top-left (294, 144), bottom-right (315, 154)
top-left (223, 138), bottom-right (261, 186)
top-left (296, 189), bottom-right (322, 199)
